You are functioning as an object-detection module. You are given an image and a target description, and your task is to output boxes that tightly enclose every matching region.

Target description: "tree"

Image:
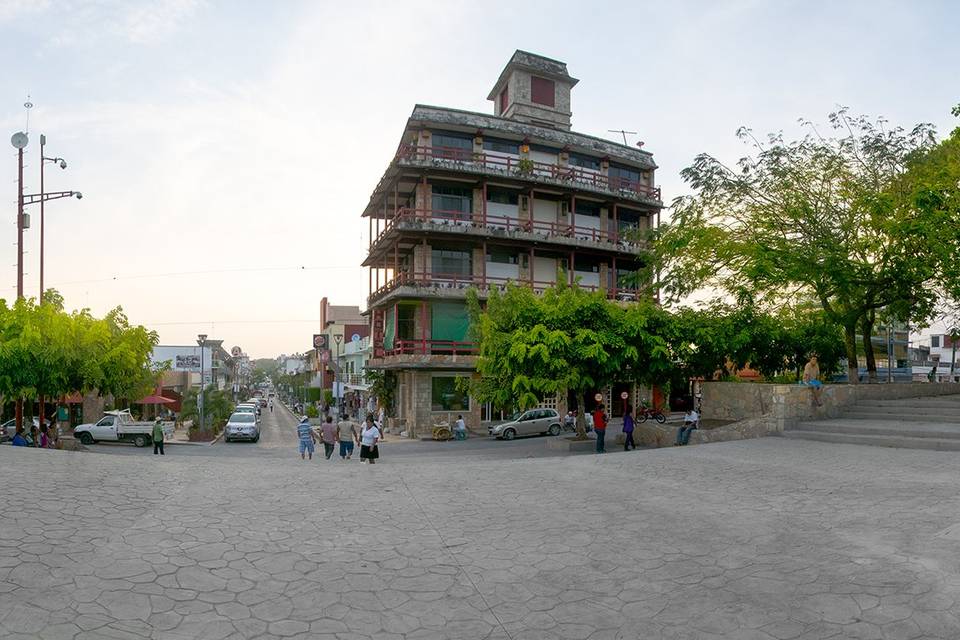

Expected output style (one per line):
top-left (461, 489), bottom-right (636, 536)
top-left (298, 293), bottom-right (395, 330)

top-left (466, 281), bottom-right (674, 435)
top-left (655, 108), bottom-right (958, 383)
top-left (0, 297), bottom-right (159, 428)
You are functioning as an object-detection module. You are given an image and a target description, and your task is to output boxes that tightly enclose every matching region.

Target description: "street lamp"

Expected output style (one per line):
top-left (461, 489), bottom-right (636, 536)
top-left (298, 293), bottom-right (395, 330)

top-left (197, 334), bottom-right (207, 430)
top-left (334, 334), bottom-right (343, 419)
top-left (39, 134), bottom-right (70, 303)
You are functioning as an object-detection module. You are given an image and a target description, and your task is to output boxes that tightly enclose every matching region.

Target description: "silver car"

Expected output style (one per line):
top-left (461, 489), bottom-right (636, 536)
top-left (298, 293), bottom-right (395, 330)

top-left (489, 408), bottom-right (562, 440)
top-left (224, 412), bottom-right (260, 443)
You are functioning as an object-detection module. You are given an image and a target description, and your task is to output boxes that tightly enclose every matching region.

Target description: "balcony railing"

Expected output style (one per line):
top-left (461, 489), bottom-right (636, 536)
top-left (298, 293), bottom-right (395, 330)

top-left (397, 144), bottom-right (662, 201)
top-left (368, 270), bottom-right (643, 304)
top-left (376, 339), bottom-right (478, 359)
top-left (373, 207), bottom-right (642, 247)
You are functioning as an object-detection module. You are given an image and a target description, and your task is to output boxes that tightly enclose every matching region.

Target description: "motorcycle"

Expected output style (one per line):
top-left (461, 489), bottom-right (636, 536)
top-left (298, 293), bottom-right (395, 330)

top-left (637, 404), bottom-right (666, 424)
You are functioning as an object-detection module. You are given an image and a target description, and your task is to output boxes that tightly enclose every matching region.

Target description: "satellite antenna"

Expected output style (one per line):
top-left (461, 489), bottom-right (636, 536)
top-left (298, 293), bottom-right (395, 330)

top-left (608, 129), bottom-right (637, 145)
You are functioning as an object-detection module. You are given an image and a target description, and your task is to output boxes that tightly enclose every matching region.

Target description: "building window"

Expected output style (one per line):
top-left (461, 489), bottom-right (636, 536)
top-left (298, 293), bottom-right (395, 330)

top-left (569, 153), bottom-right (601, 171)
top-left (931, 335), bottom-right (941, 348)
top-left (432, 376), bottom-right (470, 411)
top-left (483, 137), bottom-right (519, 155)
top-left (486, 248), bottom-right (518, 264)
top-left (487, 188), bottom-right (519, 205)
top-left (575, 201), bottom-right (601, 217)
top-left (432, 131), bottom-right (473, 152)
top-left (432, 185), bottom-right (473, 216)
top-left (609, 163), bottom-right (641, 184)
top-left (432, 248), bottom-right (472, 276)
top-left (499, 87), bottom-right (508, 113)
top-left (531, 76), bottom-right (555, 107)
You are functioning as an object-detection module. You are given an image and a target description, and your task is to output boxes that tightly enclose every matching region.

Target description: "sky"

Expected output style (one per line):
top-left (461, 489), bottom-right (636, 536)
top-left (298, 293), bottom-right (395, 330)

top-left (0, 0), bottom-right (957, 358)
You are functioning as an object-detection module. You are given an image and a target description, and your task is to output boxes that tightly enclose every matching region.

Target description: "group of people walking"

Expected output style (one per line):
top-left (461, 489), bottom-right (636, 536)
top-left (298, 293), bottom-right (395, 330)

top-left (297, 413), bottom-right (383, 464)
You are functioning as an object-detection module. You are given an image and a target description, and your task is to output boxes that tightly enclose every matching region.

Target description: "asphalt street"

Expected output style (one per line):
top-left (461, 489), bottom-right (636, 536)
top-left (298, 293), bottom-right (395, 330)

top-left (80, 401), bottom-right (575, 462)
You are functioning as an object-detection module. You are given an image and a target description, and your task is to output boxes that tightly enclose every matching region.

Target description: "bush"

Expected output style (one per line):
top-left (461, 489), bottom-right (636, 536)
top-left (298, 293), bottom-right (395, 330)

top-left (305, 405), bottom-right (319, 418)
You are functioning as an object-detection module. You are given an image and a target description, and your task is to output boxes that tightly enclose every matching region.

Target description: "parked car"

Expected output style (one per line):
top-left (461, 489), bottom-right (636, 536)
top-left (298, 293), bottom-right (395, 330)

top-left (1, 416), bottom-right (48, 442)
top-left (235, 403), bottom-right (260, 422)
top-left (73, 410), bottom-right (173, 447)
top-left (224, 412), bottom-right (260, 443)
top-left (489, 408), bottom-right (563, 440)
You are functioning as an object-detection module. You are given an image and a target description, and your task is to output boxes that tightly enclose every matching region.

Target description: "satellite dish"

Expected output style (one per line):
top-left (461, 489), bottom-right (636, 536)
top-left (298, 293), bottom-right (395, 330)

top-left (10, 132), bottom-right (28, 149)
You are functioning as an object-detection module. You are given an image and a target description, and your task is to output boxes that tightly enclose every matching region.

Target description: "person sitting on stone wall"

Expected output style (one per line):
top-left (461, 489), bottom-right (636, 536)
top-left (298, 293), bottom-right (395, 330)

top-left (675, 409), bottom-right (700, 446)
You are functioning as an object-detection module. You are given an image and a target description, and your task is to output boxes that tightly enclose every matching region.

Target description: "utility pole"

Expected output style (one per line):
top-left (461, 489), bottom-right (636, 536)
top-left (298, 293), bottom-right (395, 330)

top-left (951, 327), bottom-right (959, 383)
top-left (334, 334), bottom-right (343, 419)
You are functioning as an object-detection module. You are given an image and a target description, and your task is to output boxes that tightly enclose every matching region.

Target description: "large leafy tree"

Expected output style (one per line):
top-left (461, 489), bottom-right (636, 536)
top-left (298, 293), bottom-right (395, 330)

top-left (655, 108), bottom-right (959, 383)
top-left (0, 295), bottom-right (159, 428)
top-left (466, 282), bottom-right (673, 414)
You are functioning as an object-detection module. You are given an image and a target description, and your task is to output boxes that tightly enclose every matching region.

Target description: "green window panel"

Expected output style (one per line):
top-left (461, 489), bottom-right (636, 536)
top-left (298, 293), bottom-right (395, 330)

top-left (384, 310), bottom-right (395, 350)
top-left (431, 301), bottom-right (469, 343)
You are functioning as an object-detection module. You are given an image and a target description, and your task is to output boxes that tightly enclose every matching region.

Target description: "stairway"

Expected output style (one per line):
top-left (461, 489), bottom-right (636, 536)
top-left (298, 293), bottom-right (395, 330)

top-left (783, 395), bottom-right (960, 450)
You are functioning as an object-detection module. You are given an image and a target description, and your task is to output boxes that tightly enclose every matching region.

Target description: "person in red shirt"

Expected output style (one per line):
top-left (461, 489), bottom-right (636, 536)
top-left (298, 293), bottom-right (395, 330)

top-left (592, 404), bottom-right (608, 454)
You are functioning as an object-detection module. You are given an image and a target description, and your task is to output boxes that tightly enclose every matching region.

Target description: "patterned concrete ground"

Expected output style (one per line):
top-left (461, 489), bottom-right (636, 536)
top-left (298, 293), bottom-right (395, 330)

top-left (1, 438), bottom-right (959, 639)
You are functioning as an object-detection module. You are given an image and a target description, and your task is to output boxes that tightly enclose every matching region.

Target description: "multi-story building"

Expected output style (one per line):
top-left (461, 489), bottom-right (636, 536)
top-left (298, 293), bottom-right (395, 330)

top-left (362, 51), bottom-right (663, 435)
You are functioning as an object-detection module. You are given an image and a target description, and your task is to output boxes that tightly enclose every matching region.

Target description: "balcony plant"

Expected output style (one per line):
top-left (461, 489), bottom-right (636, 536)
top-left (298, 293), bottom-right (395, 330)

top-left (516, 158), bottom-right (534, 175)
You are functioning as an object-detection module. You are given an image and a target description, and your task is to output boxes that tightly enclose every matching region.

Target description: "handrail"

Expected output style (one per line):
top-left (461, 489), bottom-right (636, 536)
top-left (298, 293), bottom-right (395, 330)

top-left (368, 270), bottom-right (643, 303)
top-left (397, 144), bottom-right (661, 200)
top-left (374, 207), bottom-right (641, 247)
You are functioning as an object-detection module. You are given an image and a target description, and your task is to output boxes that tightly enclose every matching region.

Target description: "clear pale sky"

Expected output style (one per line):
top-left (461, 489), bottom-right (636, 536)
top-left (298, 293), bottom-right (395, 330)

top-left (1, 1), bottom-right (956, 358)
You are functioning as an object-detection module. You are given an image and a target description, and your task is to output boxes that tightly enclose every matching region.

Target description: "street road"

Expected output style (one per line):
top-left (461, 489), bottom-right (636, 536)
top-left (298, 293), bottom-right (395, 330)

top-left (82, 401), bottom-right (573, 462)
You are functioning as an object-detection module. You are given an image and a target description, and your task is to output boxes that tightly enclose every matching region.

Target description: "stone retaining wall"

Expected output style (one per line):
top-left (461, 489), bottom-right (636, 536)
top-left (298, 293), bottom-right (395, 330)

top-left (636, 381), bottom-right (960, 449)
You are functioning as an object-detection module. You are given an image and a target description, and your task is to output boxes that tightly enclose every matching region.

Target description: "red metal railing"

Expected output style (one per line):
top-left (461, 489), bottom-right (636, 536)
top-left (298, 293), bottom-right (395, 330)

top-left (373, 207), bottom-right (634, 247)
top-left (396, 144), bottom-right (662, 200)
top-left (367, 270), bottom-right (642, 303)
top-left (382, 339), bottom-right (478, 357)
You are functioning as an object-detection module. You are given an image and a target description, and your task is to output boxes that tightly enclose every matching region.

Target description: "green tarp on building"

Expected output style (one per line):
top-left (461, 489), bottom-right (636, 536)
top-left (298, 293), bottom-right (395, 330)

top-left (431, 301), bottom-right (469, 343)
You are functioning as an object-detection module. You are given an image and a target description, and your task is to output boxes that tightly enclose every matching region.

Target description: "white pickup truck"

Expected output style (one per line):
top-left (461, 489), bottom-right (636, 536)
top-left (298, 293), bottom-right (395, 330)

top-left (73, 410), bottom-right (174, 447)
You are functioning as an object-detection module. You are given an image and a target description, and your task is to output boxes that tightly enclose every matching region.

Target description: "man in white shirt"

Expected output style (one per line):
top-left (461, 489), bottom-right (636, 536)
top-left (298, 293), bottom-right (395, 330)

top-left (676, 409), bottom-right (699, 446)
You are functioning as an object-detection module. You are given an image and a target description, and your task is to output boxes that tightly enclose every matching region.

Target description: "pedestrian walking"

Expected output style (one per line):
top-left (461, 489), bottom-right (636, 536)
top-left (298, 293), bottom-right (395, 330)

top-left (623, 406), bottom-right (635, 451)
top-left (152, 419), bottom-right (165, 455)
top-left (592, 404), bottom-right (608, 453)
top-left (297, 416), bottom-right (316, 460)
top-left (269, 399), bottom-right (274, 413)
top-left (336, 417), bottom-right (357, 460)
top-left (359, 414), bottom-right (381, 464)
top-left (320, 415), bottom-right (337, 459)
top-left (39, 424), bottom-right (50, 449)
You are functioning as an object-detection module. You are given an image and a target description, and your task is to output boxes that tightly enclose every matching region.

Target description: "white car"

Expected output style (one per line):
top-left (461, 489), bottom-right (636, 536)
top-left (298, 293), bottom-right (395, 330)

top-left (1, 417), bottom-right (47, 442)
top-left (224, 412), bottom-right (260, 443)
top-left (73, 410), bottom-right (173, 447)
top-left (234, 404), bottom-right (260, 423)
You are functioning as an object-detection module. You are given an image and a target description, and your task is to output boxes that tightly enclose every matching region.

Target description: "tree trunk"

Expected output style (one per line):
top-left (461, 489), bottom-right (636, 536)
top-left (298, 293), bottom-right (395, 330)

top-left (844, 323), bottom-right (860, 384)
top-left (574, 408), bottom-right (588, 440)
top-left (861, 314), bottom-right (878, 383)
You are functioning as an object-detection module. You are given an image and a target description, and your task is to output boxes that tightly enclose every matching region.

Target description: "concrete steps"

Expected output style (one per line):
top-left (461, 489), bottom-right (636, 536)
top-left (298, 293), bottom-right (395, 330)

top-left (785, 394), bottom-right (960, 450)
top-left (783, 429), bottom-right (960, 451)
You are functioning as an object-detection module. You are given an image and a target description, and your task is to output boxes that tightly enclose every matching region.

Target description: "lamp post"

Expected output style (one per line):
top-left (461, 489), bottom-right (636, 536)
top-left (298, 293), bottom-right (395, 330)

top-left (334, 334), bottom-right (343, 419)
top-left (950, 327), bottom-right (959, 383)
top-left (197, 334), bottom-right (207, 430)
top-left (39, 134), bottom-right (69, 303)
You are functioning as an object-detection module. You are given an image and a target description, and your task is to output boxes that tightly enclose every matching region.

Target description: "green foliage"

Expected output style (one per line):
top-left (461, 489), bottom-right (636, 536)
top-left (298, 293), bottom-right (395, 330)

top-left (180, 385), bottom-right (234, 432)
top-left (366, 369), bottom-right (396, 414)
top-left (467, 282), bottom-right (674, 410)
top-left (0, 294), bottom-right (158, 404)
top-left (654, 108), bottom-right (960, 382)
top-left (323, 389), bottom-right (334, 406)
top-left (467, 282), bottom-right (846, 409)
top-left (305, 404), bottom-right (319, 418)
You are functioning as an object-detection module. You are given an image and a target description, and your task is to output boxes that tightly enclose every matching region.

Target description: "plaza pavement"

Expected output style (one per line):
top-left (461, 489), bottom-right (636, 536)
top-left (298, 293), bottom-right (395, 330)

top-left (1, 437), bottom-right (959, 639)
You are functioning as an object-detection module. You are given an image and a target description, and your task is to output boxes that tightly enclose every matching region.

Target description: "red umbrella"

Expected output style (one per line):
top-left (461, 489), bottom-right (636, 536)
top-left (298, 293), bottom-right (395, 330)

top-left (136, 392), bottom-right (175, 405)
